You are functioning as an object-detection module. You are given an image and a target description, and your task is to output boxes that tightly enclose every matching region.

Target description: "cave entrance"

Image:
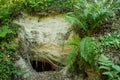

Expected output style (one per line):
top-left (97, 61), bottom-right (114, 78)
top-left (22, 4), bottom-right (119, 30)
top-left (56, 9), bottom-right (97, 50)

top-left (30, 60), bottom-right (54, 72)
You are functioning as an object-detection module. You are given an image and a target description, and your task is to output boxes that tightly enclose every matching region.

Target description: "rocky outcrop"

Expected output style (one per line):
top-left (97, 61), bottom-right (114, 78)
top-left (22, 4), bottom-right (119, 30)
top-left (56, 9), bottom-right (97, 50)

top-left (14, 13), bottom-right (73, 70)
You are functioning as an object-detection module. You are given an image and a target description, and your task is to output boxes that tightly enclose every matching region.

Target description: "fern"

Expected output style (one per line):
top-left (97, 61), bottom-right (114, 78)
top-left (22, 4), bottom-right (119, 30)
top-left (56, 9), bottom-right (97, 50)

top-left (79, 37), bottom-right (100, 65)
top-left (67, 36), bottom-right (101, 72)
top-left (98, 54), bottom-right (120, 80)
top-left (66, 0), bottom-right (116, 36)
top-left (100, 30), bottom-right (120, 49)
top-left (67, 36), bottom-right (80, 72)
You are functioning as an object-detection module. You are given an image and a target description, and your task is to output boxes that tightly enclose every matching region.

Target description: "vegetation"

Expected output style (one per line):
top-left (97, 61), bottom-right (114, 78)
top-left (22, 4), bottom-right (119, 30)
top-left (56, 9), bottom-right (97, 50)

top-left (100, 30), bottom-right (120, 49)
top-left (66, 0), bottom-right (120, 80)
top-left (67, 36), bottom-right (80, 72)
top-left (0, 0), bottom-right (77, 79)
top-left (67, 36), bottom-right (101, 73)
top-left (0, 26), bottom-right (18, 80)
top-left (66, 0), bottom-right (118, 36)
top-left (23, 0), bottom-right (76, 13)
top-left (0, 1), bottom-right (20, 80)
top-left (0, 0), bottom-right (120, 80)
top-left (99, 54), bottom-right (120, 80)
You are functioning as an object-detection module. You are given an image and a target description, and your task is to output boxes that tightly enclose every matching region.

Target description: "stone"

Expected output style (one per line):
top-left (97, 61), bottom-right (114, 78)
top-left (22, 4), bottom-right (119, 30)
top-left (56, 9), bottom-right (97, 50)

top-left (13, 13), bottom-right (73, 69)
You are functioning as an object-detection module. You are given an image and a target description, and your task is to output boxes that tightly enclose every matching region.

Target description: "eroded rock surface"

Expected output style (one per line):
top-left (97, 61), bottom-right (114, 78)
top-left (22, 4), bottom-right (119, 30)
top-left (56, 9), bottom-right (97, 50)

top-left (14, 14), bottom-right (73, 69)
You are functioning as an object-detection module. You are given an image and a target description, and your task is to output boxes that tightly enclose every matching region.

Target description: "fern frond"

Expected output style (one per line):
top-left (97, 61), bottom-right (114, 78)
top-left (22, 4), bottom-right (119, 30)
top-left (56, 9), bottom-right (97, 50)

top-left (66, 36), bottom-right (80, 46)
top-left (67, 36), bottom-right (80, 72)
top-left (79, 37), bottom-right (100, 65)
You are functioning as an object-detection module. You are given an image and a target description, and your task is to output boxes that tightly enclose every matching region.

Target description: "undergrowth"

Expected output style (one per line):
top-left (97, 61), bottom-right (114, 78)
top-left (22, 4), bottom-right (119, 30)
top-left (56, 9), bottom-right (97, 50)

top-left (100, 29), bottom-right (120, 49)
top-left (23, 0), bottom-right (76, 14)
top-left (0, 0), bottom-right (78, 79)
top-left (67, 36), bottom-right (101, 73)
top-left (0, 25), bottom-right (18, 80)
top-left (65, 0), bottom-right (118, 36)
top-left (66, 0), bottom-right (120, 80)
top-left (0, 0), bottom-right (120, 80)
top-left (0, 1), bottom-right (21, 80)
top-left (99, 54), bottom-right (120, 80)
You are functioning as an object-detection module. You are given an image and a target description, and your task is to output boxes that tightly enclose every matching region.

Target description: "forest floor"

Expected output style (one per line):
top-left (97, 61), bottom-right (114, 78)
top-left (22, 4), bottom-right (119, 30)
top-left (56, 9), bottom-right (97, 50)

top-left (15, 14), bottom-right (120, 80)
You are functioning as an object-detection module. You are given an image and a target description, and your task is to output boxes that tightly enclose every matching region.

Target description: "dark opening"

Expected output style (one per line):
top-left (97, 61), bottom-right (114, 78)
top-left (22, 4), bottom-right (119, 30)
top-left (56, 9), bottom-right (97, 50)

top-left (30, 60), bottom-right (54, 72)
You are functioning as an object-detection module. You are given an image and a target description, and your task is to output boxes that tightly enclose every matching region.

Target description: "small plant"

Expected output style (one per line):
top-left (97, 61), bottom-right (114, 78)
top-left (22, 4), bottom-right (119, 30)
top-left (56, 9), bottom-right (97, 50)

top-left (0, 26), bottom-right (14, 38)
top-left (79, 37), bottom-right (100, 65)
top-left (0, 26), bottom-right (18, 80)
top-left (98, 54), bottom-right (120, 80)
top-left (66, 0), bottom-right (115, 36)
top-left (67, 36), bottom-right (80, 72)
top-left (67, 36), bottom-right (101, 72)
top-left (100, 30), bottom-right (120, 49)
top-left (0, 1), bottom-right (20, 79)
top-left (23, 0), bottom-right (76, 13)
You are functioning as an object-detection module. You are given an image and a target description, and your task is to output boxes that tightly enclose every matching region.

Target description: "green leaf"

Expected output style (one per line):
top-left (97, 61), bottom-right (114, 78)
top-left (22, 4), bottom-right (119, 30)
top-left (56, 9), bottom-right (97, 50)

top-left (65, 0), bottom-right (115, 35)
top-left (0, 8), bottom-right (11, 19)
top-left (99, 54), bottom-right (110, 62)
top-left (66, 36), bottom-right (80, 46)
top-left (99, 66), bottom-right (111, 70)
top-left (103, 71), bottom-right (113, 78)
top-left (0, 26), bottom-right (13, 38)
top-left (79, 37), bottom-right (98, 64)
top-left (112, 65), bottom-right (120, 72)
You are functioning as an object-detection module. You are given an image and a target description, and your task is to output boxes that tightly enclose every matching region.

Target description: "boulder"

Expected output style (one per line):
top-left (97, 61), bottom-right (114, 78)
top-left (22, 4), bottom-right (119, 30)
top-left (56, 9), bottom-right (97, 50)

top-left (14, 13), bottom-right (73, 69)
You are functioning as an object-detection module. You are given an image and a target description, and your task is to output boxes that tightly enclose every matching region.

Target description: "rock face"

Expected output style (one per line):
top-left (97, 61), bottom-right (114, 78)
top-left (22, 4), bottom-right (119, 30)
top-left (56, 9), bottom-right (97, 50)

top-left (14, 14), bottom-right (73, 69)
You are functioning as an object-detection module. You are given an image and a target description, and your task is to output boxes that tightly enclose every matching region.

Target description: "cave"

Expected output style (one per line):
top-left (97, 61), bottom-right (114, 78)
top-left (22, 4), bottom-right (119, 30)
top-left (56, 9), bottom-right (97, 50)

top-left (30, 60), bottom-right (54, 72)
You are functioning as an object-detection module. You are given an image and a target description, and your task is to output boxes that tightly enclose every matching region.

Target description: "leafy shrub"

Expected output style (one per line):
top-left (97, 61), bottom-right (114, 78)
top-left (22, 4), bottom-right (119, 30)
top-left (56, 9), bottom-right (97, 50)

top-left (0, 52), bottom-right (17, 80)
top-left (66, 0), bottom-right (116, 36)
top-left (0, 1), bottom-right (20, 79)
top-left (111, 0), bottom-right (120, 15)
top-left (79, 37), bottom-right (100, 65)
top-left (98, 54), bottom-right (120, 80)
top-left (0, 8), bottom-right (11, 24)
top-left (100, 30), bottom-right (120, 49)
top-left (67, 36), bottom-right (101, 72)
top-left (0, 25), bottom-right (18, 80)
top-left (67, 36), bottom-right (80, 72)
top-left (23, 0), bottom-right (76, 13)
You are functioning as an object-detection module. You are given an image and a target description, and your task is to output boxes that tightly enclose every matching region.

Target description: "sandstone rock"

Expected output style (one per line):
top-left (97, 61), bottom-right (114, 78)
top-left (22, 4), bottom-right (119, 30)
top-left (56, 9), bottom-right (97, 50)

top-left (14, 14), bottom-right (73, 69)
